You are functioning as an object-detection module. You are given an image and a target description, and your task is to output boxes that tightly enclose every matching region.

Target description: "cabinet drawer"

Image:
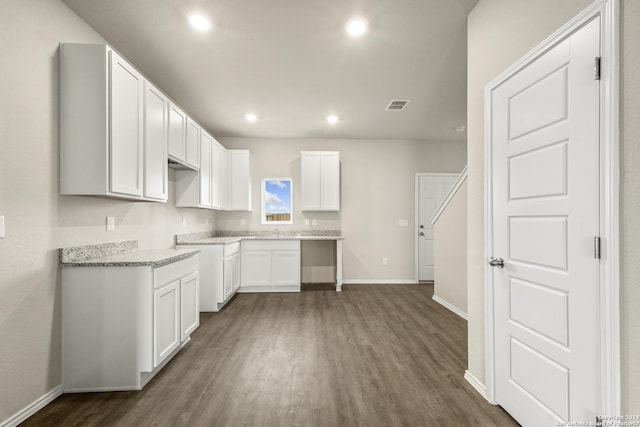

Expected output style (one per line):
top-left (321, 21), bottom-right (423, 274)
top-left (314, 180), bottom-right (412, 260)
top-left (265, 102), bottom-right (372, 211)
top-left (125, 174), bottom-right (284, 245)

top-left (224, 242), bottom-right (241, 257)
top-left (242, 239), bottom-right (300, 252)
top-left (154, 255), bottom-right (199, 289)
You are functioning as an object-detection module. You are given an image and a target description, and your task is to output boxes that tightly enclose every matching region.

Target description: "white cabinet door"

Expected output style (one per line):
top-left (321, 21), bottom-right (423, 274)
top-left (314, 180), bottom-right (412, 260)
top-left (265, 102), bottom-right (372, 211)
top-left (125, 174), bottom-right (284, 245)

top-left (301, 151), bottom-right (340, 211)
top-left (241, 250), bottom-right (271, 286)
top-left (143, 81), bottom-right (168, 201)
top-left (185, 119), bottom-right (200, 169)
top-left (211, 140), bottom-right (224, 209)
top-left (199, 132), bottom-right (212, 208)
top-left (301, 152), bottom-right (322, 210)
top-left (229, 150), bottom-right (251, 211)
top-left (109, 50), bottom-right (143, 197)
top-left (168, 103), bottom-right (186, 162)
top-left (272, 251), bottom-right (301, 286)
top-left (153, 280), bottom-right (180, 367)
top-left (320, 152), bottom-right (340, 210)
top-left (180, 272), bottom-right (199, 341)
top-left (232, 252), bottom-right (241, 292)
top-left (223, 255), bottom-right (234, 300)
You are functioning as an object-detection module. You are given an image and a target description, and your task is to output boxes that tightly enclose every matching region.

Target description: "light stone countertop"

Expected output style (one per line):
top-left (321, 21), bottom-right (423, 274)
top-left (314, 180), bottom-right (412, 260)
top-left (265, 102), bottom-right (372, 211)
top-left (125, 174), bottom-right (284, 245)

top-left (59, 240), bottom-right (200, 268)
top-left (177, 235), bottom-right (344, 246)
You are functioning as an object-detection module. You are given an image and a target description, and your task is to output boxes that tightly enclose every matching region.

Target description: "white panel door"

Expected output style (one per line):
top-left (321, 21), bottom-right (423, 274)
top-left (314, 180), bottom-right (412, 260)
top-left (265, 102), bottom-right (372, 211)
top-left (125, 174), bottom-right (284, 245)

top-left (109, 50), bottom-right (143, 197)
top-left (143, 81), bottom-right (168, 201)
top-left (180, 272), bottom-right (199, 341)
top-left (489, 18), bottom-right (600, 426)
top-left (153, 281), bottom-right (180, 367)
top-left (418, 174), bottom-right (457, 280)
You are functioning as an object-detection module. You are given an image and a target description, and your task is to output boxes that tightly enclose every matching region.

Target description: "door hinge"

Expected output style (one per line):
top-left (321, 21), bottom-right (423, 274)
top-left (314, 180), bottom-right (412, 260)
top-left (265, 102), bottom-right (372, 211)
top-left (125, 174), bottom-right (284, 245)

top-left (594, 236), bottom-right (601, 260)
top-left (594, 56), bottom-right (601, 80)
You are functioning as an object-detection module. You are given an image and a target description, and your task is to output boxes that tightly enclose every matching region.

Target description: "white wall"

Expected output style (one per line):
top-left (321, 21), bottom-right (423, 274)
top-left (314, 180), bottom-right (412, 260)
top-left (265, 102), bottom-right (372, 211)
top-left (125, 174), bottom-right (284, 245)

top-left (0, 1), bottom-right (216, 422)
top-left (218, 137), bottom-right (466, 282)
top-left (434, 179), bottom-right (467, 314)
top-left (467, 0), bottom-right (640, 413)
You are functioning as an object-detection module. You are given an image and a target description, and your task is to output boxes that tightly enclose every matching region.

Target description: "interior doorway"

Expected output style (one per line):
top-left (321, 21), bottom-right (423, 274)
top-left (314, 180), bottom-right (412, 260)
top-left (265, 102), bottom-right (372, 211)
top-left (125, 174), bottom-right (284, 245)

top-left (415, 173), bottom-right (458, 281)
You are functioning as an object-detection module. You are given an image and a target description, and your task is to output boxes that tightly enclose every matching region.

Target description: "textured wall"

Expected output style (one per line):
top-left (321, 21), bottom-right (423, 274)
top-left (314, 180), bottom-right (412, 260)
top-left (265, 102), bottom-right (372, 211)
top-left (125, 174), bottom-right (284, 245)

top-left (467, 0), bottom-right (639, 413)
top-left (0, 0), bottom-right (216, 422)
top-left (218, 137), bottom-right (467, 282)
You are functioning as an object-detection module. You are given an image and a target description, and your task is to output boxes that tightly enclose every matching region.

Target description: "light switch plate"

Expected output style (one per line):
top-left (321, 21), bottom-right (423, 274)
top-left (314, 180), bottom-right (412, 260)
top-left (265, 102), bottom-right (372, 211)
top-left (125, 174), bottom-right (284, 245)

top-left (305, 219), bottom-right (310, 226)
top-left (182, 217), bottom-right (187, 228)
top-left (399, 219), bottom-right (409, 227)
top-left (106, 216), bottom-right (115, 231)
top-left (240, 219), bottom-right (246, 226)
top-left (312, 219), bottom-right (317, 226)
top-left (0, 216), bottom-right (5, 238)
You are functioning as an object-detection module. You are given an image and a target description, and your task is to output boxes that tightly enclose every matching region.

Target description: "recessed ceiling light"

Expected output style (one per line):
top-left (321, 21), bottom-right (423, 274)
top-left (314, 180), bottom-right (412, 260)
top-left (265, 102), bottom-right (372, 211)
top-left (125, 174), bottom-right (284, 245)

top-left (326, 115), bottom-right (339, 125)
top-left (245, 113), bottom-right (257, 123)
top-left (346, 18), bottom-right (368, 38)
top-left (189, 14), bottom-right (211, 32)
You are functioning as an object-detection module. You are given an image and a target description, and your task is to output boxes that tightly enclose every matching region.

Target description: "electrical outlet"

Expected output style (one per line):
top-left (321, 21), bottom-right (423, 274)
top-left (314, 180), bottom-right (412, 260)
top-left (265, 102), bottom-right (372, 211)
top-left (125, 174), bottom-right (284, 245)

top-left (206, 218), bottom-right (209, 225)
top-left (382, 258), bottom-right (388, 266)
top-left (240, 219), bottom-right (246, 226)
top-left (0, 216), bottom-right (5, 239)
top-left (305, 219), bottom-right (310, 226)
top-left (312, 219), bottom-right (317, 226)
top-left (182, 217), bottom-right (187, 228)
top-left (106, 216), bottom-right (115, 231)
top-left (398, 219), bottom-right (409, 227)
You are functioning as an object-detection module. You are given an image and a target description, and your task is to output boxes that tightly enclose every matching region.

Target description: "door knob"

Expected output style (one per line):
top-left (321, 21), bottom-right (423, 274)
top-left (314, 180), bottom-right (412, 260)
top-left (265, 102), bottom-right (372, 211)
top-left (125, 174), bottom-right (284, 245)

top-left (488, 257), bottom-right (504, 268)
top-left (419, 232), bottom-right (425, 236)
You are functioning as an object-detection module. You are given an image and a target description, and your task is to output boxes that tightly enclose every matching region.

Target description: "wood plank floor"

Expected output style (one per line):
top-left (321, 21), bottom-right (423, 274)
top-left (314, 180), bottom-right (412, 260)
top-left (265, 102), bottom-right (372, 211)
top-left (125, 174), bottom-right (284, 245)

top-left (23, 284), bottom-right (518, 427)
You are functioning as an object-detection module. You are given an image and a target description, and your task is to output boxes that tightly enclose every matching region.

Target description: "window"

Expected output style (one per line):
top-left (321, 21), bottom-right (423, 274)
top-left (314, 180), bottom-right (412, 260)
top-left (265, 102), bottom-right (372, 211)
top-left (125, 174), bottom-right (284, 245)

top-left (262, 178), bottom-right (293, 224)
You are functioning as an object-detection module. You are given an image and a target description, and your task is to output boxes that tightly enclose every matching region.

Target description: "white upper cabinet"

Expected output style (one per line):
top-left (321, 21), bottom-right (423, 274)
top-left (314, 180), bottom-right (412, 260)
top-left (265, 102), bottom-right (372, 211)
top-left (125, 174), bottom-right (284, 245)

top-left (300, 151), bottom-right (340, 211)
top-left (60, 43), bottom-right (165, 201)
top-left (199, 132), bottom-right (213, 208)
top-left (228, 150), bottom-right (252, 211)
top-left (143, 81), bottom-right (169, 201)
top-left (186, 118), bottom-right (201, 170)
top-left (211, 139), bottom-right (227, 210)
top-left (168, 106), bottom-right (199, 171)
top-left (168, 103), bottom-right (187, 164)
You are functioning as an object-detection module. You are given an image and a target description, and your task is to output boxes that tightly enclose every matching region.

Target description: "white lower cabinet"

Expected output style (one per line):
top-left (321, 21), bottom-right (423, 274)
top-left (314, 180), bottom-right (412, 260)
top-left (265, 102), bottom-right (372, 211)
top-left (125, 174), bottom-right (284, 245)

top-left (240, 240), bottom-right (301, 292)
top-left (62, 255), bottom-right (199, 392)
top-left (178, 242), bottom-right (240, 312)
top-left (153, 280), bottom-right (181, 367)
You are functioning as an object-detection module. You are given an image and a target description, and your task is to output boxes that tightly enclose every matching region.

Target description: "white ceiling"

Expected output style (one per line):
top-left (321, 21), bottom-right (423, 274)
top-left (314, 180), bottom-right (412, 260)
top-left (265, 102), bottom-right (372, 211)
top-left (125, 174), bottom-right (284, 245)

top-left (62, 0), bottom-right (477, 141)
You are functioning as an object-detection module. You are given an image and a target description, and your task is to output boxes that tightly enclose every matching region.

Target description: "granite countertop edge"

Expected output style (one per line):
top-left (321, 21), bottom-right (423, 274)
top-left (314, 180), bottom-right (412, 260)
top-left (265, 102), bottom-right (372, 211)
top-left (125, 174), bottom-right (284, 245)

top-left (177, 235), bottom-right (344, 246)
top-left (60, 249), bottom-right (200, 268)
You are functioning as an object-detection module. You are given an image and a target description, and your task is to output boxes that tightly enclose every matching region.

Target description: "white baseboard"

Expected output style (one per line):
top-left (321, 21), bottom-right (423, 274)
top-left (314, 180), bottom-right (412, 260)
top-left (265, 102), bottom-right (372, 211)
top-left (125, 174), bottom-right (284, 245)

top-left (1, 385), bottom-right (62, 427)
top-left (432, 295), bottom-right (468, 320)
top-left (342, 279), bottom-right (419, 285)
top-left (464, 370), bottom-right (496, 405)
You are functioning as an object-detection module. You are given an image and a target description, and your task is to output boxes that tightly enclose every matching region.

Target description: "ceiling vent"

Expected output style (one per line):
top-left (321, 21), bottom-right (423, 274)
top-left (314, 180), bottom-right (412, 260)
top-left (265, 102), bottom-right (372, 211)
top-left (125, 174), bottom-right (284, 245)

top-left (385, 99), bottom-right (411, 111)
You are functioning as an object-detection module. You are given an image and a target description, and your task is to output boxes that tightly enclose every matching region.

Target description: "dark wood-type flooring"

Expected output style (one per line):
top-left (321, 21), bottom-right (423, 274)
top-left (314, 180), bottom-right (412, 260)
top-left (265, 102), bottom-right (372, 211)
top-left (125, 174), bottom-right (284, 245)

top-left (22, 284), bottom-right (518, 427)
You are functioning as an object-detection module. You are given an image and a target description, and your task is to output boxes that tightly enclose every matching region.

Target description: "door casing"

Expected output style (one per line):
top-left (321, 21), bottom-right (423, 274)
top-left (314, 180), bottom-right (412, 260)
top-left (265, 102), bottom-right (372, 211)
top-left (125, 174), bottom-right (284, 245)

top-left (483, 0), bottom-right (620, 416)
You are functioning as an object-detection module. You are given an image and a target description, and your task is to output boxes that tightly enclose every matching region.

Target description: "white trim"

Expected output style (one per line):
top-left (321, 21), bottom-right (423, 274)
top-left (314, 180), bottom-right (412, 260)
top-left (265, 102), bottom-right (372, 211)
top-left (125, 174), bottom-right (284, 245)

top-left (464, 370), bottom-right (496, 405)
top-left (483, 0), bottom-right (620, 415)
top-left (1, 386), bottom-right (63, 427)
top-left (432, 295), bottom-right (468, 320)
top-left (342, 279), bottom-right (419, 285)
top-left (430, 165), bottom-right (468, 225)
top-left (414, 172), bottom-right (460, 282)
